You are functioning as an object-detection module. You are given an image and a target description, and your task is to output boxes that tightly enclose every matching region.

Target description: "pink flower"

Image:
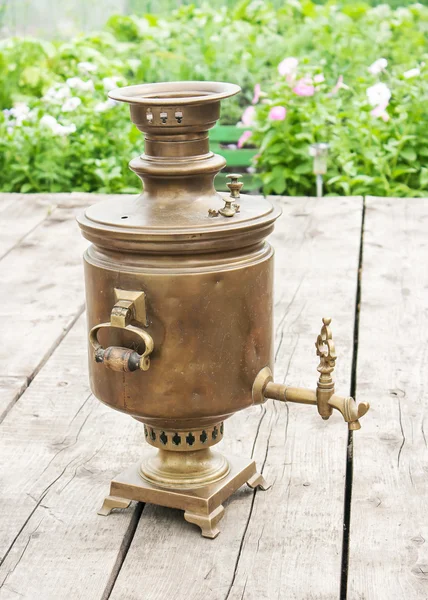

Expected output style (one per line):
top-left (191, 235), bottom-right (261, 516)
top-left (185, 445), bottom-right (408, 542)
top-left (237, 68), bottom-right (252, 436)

top-left (293, 79), bottom-right (315, 97)
top-left (314, 73), bottom-right (325, 84)
top-left (330, 75), bottom-right (350, 95)
top-left (370, 102), bottom-right (390, 122)
top-left (268, 106), bottom-right (287, 121)
top-left (237, 130), bottom-right (252, 148)
top-left (278, 57), bottom-right (298, 76)
top-left (241, 106), bottom-right (255, 126)
top-left (252, 83), bottom-right (261, 104)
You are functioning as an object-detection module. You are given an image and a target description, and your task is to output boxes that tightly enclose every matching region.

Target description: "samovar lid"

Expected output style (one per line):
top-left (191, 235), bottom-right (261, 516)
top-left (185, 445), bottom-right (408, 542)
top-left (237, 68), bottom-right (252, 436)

top-left (77, 81), bottom-right (281, 254)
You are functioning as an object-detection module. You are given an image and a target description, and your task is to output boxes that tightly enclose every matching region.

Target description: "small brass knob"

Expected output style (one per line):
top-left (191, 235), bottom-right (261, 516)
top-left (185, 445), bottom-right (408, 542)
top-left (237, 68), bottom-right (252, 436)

top-left (226, 173), bottom-right (243, 199)
top-left (208, 174), bottom-right (244, 218)
top-left (216, 174), bottom-right (242, 217)
top-left (219, 197), bottom-right (236, 218)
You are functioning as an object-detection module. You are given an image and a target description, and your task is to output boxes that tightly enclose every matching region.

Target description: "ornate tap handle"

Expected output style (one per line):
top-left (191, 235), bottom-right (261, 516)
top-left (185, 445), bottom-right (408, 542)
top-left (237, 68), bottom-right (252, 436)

top-left (315, 317), bottom-right (369, 430)
top-left (315, 317), bottom-right (337, 376)
top-left (315, 317), bottom-right (337, 420)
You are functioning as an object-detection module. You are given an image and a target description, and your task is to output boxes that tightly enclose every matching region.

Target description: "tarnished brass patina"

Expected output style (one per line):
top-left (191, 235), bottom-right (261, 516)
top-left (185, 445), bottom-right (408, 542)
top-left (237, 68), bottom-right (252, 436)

top-left (77, 81), bottom-right (369, 538)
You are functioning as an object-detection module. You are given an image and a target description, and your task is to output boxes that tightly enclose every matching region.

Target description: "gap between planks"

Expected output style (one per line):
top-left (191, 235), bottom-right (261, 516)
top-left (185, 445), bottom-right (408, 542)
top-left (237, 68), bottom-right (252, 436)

top-left (347, 197), bottom-right (428, 600)
top-left (340, 197), bottom-right (366, 600)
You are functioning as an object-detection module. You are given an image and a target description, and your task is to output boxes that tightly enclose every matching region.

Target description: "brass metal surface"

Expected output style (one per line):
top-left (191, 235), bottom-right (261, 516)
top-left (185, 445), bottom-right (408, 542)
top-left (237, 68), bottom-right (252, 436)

top-left (84, 245), bottom-right (274, 428)
top-left (139, 448), bottom-right (230, 489)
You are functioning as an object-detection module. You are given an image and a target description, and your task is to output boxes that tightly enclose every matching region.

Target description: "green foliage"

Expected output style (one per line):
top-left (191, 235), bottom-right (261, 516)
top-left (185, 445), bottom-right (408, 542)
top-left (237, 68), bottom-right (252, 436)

top-left (0, 0), bottom-right (427, 196)
top-left (247, 2), bottom-right (428, 196)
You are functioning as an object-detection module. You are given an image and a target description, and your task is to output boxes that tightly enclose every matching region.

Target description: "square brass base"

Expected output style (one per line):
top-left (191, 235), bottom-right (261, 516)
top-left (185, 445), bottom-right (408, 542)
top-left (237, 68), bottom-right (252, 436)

top-left (98, 455), bottom-right (268, 538)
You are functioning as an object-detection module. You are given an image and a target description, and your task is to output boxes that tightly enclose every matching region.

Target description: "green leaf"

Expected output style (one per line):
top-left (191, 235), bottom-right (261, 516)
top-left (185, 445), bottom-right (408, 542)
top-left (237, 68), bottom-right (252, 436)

top-left (401, 148), bottom-right (417, 162)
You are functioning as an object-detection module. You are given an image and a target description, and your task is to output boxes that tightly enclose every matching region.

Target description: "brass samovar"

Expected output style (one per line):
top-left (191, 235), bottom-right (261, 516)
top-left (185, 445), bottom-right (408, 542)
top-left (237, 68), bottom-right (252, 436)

top-left (77, 81), bottom-right (369, 538)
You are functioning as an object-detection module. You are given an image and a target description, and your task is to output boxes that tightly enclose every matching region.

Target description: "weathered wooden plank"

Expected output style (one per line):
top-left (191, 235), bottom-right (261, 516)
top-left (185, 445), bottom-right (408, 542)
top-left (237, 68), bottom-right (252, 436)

top-left (0, 377), bottom-right (28, 422)
top-left (0, 316), bottom-right (145, 600)
top-left (109, 196), bottom-right (362, 600)
top-left (0, 194), bottom-right (125, 419)
top-left (348, 197), bottom-right (428, 599)
top-left (0, 206), bottom-right (87, 378)
top-left (0, 194), bottom-right (54, 259)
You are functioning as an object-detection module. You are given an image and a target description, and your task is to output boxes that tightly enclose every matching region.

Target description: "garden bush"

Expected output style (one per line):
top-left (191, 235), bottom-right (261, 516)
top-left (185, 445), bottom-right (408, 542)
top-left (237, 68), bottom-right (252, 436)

top-left (0, 0), bottom-right (427, 196)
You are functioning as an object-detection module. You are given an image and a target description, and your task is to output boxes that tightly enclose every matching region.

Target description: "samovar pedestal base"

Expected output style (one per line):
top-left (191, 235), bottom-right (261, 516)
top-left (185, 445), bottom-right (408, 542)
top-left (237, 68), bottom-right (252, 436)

top-left (98, 455), bottom-right (268, 538)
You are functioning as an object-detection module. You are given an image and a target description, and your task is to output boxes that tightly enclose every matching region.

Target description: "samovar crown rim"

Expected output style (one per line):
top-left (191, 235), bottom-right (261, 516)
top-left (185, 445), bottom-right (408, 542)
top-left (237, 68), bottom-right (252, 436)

top-left (109, 81), bottom-right (241, 106)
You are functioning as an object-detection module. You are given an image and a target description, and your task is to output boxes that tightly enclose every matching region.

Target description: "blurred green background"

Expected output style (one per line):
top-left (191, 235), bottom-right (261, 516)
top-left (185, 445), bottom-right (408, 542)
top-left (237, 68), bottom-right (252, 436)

top-left (1, 0), bottom-right (427, 197)
top-left (1, 0), bottom-right (427, 37)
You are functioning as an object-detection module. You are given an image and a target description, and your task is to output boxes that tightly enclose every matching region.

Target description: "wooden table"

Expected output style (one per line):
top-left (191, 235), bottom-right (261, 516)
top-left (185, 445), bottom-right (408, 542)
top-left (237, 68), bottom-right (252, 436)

top-left (0, 194), bottom-right (426, 600)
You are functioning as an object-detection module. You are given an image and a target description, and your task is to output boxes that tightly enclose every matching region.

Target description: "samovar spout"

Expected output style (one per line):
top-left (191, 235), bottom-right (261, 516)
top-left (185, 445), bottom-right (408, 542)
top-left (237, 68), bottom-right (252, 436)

top-left (252, 318), bottom-right (370, 431)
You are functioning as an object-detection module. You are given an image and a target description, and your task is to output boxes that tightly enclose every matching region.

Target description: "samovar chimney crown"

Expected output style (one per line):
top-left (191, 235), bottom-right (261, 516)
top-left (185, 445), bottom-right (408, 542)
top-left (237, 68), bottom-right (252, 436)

top-left (106, 81), bottom-right (242, 218)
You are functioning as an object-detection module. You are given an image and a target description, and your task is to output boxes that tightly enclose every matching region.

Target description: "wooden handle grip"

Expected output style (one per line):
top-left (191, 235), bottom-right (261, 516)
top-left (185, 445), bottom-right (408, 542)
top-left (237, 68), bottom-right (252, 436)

top-left (95, 347), bottom-right (141, 372)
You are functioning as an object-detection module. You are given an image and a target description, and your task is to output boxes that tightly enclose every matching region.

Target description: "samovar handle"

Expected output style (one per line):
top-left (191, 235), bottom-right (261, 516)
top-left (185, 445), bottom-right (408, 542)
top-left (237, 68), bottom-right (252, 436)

top-left (88, 288), bottom-right (154, 372)
top-left (89, 322), bottom-right (154, 372)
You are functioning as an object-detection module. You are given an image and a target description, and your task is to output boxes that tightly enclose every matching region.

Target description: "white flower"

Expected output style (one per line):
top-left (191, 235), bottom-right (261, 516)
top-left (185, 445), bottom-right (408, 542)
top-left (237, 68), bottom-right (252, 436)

top-left (369, 4), bottom-right (391, 19)
top-left (394, 8), bottom-right (412, 22)
top-left (403, 68), bottom-right (420, 79)
top-left (40, 114), bottom-right (76, 136)
top-left (77, 61), bottom-right (97, 74)
top-left (278, 57), bottom-right (299, 76)
top-left (314, 73), bottom-right (325, 84)
top-left (366, 82), bottom-right (391, 107)
top-left (61, 97), bottom-right (82, 112)
top-left (94, 98), bottom-right (118, 113)
top-left (128, 59), bottom-right (140, 71)
top-left (66, 77), bottom-right (94, 93)
top-left (102, 76), bottom-right (123, 92)
top-left (43, 85), bottom-right (71, 104)
top-left (40, 115), bottom-right (58, 129)
top-left (3, 103), bottom-right (33, 127)
top-left (61, 123), bottom-right (77, 136)
top-left (368, 58), bottom-right (388, 75)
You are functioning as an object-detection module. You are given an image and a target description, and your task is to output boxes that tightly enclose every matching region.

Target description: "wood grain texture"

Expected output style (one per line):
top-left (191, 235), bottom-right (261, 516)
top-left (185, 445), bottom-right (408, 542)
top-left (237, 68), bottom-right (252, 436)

top-left (0, 377), bottom-right (28, 422)
top-left (348, 197), bottom-right (428, 600)
top-left (109, 196), bottom-right (363, 600)
top-left (0, 194), bottom-right (127, 420)
top-left (0, 194), bottom-right (53, 260)
top-left (0, 206), bottom-right (86, 401)
top-left (0, 316), bottom-right (145, 600)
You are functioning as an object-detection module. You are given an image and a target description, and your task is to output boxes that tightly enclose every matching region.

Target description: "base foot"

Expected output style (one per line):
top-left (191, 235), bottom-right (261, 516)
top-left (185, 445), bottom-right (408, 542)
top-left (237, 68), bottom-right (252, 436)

top-left (98, 495), bottom-right (131, 516)
top-left (246, 472), bottom-right (269, 491)
top-left (97, 455), bottom-right (262, 537)
top-left (184, 505), bottom-right (225, 539)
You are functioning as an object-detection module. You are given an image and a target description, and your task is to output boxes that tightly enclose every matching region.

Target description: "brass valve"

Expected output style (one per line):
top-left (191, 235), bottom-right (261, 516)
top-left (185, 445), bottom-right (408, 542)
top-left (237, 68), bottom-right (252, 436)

top-left (225, 173), bottom-right (243, 214)
top-left (208, 173), bottom-right (243, 217)
top-left (252, 317), bottom-right (370, 431)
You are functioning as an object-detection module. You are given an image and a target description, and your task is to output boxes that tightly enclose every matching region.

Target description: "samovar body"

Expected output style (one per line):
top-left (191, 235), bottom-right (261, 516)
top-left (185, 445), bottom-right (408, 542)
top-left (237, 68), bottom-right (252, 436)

top-left (84, 245), bottom-right (274, 428)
